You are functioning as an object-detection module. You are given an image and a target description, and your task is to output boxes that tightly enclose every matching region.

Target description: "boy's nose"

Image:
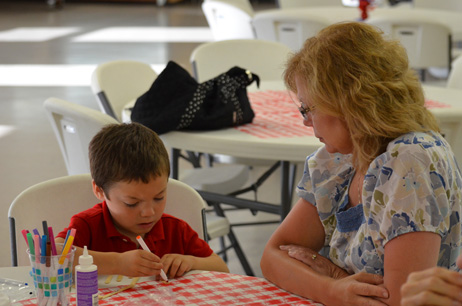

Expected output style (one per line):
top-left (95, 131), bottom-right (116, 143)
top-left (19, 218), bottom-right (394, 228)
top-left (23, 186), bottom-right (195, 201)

top-left (140, 204), bottom-right (155, 217)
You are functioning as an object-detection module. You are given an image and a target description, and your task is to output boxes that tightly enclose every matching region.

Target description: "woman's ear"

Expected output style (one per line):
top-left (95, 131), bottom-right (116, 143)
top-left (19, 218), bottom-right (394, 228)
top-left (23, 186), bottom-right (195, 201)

top-left (92, 180), bottom-right (105, 201)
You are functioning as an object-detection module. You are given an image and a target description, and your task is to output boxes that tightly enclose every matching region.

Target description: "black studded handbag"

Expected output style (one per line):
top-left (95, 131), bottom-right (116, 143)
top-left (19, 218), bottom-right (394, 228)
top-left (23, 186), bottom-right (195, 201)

top-left (130, 61), bottom-right (259, 135)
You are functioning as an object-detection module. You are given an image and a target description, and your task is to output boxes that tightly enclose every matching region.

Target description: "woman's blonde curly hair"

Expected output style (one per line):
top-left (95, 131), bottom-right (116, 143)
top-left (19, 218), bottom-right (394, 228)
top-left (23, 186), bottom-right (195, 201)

top-left (284, 21), bottom-right (439, 173)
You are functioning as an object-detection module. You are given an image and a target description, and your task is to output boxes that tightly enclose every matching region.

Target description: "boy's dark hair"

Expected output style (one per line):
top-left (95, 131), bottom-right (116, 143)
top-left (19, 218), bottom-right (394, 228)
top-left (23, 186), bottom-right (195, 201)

top-left (89, 123), bottom-right (170, 196)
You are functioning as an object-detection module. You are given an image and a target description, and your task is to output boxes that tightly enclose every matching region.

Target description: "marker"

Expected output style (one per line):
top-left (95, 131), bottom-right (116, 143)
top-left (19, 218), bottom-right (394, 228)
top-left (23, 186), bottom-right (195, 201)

top-left (21, 229), bottom-right (30, 246)
top-left (26, 233), bottom-right (35, 256)
top-left (62, 229), bottom-right (71, 248)
top-left (48, 227), bottom-right (57, 256)
top-left (41, 235), bottom-right (47, 264)
top-left (58, 235), bottom-right (74, 265)
top-left (33, 235), bottom-right (40, 264)
top-left (32, 228), bottom-right (40, 237)
top-left (42, 221), bottom-right (49, 242)
top-left (59, 228), bottom-right (76, 263)
top-left (136, 235), bottom-right (168, 282)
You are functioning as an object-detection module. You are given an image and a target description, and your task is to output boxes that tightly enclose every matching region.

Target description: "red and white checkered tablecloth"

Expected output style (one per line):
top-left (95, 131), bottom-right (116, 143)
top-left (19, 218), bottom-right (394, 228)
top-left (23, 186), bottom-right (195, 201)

top-left (18, 271), bottom-right (323, 306)
top-left (239, 90), bottom-right (451, 139)
top-left (238, 90), bottom-right (313, 139)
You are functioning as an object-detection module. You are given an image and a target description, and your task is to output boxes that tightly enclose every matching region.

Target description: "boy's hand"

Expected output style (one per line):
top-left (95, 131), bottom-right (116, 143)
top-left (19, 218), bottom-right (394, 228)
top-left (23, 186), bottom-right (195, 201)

top-left (118, 249), bottom-right (164, 277)
top-left (160, 253), bottom-right (195, 278)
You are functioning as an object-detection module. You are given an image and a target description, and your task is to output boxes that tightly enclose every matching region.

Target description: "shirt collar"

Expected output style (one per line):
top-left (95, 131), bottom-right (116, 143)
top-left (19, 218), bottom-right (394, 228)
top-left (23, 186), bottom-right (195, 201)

top-left (101, 201), bottom-right (125, 238)
top-left (144, 215), bottom-right (166, 245)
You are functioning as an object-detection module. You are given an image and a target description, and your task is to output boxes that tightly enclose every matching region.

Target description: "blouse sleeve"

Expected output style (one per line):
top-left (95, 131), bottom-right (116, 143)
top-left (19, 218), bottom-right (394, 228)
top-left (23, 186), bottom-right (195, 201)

top-left (365, 142), bottom-right (453, 246)
top-left (296, 147), bottom-right (354, 244)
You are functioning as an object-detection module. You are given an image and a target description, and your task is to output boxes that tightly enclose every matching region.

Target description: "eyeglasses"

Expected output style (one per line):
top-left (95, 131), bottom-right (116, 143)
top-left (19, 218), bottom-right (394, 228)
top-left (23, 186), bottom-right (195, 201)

top-left (288, 91), bottom-right (316, 120)
top-left (298, 104), bottom-right (316, 120)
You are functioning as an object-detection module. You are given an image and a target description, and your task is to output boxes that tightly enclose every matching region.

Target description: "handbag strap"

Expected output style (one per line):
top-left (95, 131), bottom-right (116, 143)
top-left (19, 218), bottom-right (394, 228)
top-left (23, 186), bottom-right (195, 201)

top-left (176, 67), bottom-right (259, 129)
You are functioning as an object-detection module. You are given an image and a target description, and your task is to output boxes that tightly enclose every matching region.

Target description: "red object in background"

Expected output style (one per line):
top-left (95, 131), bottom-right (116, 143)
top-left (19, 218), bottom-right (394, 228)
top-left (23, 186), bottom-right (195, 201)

top-left (359, 0), bottom-right (371, 20)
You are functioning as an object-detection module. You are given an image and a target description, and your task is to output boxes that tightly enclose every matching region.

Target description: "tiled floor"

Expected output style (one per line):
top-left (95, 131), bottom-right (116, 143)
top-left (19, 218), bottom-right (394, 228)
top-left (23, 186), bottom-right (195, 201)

top-left (0, 0), bottom-right (448, 278)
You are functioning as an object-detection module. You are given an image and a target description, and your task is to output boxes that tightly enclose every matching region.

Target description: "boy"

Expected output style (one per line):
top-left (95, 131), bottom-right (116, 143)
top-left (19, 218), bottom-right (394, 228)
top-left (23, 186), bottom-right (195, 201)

top-left (56, 123), bottom-right (229, 278)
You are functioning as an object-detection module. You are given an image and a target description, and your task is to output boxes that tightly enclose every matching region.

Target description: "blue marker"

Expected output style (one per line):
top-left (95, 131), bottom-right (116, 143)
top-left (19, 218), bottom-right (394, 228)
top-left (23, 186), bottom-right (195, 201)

top-left (41, 235), bottom-right (47, 264)
top-left (62, 229), bottom-right (71, 249)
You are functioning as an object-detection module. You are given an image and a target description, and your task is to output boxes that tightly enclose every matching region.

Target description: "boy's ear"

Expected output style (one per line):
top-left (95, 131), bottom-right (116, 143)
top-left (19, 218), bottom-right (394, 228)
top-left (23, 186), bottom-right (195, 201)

top-left (92, 180), bottom-right (105, 201)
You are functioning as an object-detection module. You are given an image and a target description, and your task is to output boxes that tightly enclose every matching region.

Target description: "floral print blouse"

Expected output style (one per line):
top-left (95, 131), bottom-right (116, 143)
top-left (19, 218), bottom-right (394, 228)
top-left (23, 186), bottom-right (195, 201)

top-left (297, 131), bottom-right (462, 275)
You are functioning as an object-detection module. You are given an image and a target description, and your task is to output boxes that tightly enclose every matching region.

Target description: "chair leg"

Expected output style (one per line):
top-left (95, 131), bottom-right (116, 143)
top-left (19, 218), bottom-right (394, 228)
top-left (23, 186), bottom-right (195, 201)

top-left (219, 236), bottom-right (228, 262)
top-left (226, 228), bottom-right (255, 276)
top-left (211, 201), bottom-right (255, 276)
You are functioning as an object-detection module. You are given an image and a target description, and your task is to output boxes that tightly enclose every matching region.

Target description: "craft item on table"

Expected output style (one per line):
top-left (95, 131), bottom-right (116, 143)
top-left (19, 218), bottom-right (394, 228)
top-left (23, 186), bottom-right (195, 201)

top-left (0, 278), bottom-right (34, 303)
top-left (47, 227), bottom-right (57, 256)
top-left (76, 246), bottom-right (98, 306)
top-left (99, 278), bottom-right (139, 300)
top-left (104, 275), bottom-right (113, 284)
top-left (22, 223), bottom-right (77, 306)
top-left (136, 236), bottom-right (168, 282)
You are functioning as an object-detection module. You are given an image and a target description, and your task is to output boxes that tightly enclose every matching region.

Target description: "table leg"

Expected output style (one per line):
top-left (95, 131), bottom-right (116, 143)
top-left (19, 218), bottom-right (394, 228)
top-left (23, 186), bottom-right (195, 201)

top-left (171, 148), bottom-right (180, 179)
top-left (280, 161), bottom-right (291, 221)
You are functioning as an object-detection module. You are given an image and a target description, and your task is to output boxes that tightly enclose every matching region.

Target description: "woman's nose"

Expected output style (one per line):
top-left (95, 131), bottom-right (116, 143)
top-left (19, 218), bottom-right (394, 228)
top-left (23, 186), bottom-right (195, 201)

top-left (303, 116), bottom-right (313, 127)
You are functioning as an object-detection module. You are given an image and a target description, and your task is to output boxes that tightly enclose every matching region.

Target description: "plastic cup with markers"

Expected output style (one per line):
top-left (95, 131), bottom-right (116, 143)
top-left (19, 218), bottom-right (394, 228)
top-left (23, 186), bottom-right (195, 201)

top-left (26, 234), bottom-right (76, 306)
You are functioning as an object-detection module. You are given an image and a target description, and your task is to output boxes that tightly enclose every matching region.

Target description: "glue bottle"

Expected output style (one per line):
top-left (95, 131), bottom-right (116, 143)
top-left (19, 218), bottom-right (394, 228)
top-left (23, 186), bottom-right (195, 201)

top-left (76, 246), bottom-right (98, 306)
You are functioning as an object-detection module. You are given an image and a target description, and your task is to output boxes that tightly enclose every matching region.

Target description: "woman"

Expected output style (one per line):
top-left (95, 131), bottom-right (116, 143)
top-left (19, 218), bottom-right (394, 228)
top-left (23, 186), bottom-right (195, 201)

top-left (260, 21), bottom-right (462, 306)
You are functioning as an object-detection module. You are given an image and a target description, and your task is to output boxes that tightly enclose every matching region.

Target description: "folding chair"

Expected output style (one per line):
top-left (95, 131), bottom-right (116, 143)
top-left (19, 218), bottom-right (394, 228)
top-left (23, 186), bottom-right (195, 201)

top-left (202, 0), bottom-right (255, 41)
top-left (367, 15), bottom-right (452, 81)
top-left (8, 174), bottom-right (208, 267)
top-left (91, 60), bottom-right (157, 122)
top-left (253, 10), bottom-right (329, 51)
top-left (43, 97), bottom-right (118, 175)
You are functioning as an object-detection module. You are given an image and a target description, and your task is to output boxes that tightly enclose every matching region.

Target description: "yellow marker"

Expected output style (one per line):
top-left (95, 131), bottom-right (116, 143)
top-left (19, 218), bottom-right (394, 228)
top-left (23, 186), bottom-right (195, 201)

top-left (58, 236), bottom-right (74, 265)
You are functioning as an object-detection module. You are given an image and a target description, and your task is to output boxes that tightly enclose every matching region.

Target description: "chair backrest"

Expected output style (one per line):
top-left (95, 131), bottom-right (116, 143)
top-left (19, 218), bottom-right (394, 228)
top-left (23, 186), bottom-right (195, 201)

top-left (8, 174), bottom-right (207, 266)
top-left (253, 10), bottom-right (329, 51)
top-left (201, 0), bottom-right (255, 41)
top-left (447, 56), bottom-right (462, 90)
top-left (433, 108), bottom-right (462, 166)
top-left (278, 0), bottom-right (342, 8)
top-left (43, 97), bottom-right (119, 175)
top-left (190, 39), bottom-right (292, 82)
top-left (163, 179), bottom-right (207, 241)
top-left (367, 16), bottom-right (452, 70)
top-left (342, 0), bottom-right (388, 7)
top-left (413, 0), bottom-right (462, 11)
top-left (8, 173), bottom-right (99, 266)
top-left (90, 60), bottom-right (157, 121)
top-left (204, 0), bottom-right (254, 15)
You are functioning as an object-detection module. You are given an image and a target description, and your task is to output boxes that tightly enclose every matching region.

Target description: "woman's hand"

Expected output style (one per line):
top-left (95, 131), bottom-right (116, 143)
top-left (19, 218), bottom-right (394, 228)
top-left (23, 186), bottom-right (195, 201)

top-left (160, 254), bottom-right (195, 279)
top-left (280, 244), bottom-right (349, 279)
top-left (324, 272), bottom-right (389, 306)
top-left (401, 267), bottom-right (462, 306)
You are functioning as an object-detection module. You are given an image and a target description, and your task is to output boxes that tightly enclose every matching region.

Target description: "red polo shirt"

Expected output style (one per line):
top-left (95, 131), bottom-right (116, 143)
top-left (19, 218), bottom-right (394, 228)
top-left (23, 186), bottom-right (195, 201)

top-left (57, 202), bottom-right (213, 258)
